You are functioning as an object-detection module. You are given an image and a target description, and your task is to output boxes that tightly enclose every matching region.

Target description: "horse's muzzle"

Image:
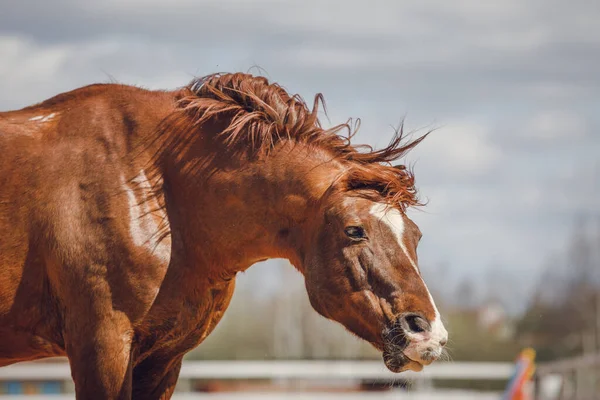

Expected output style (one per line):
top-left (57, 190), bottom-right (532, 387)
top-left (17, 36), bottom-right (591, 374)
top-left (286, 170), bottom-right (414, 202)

top-left (381, 313), bottom-right (446, 373)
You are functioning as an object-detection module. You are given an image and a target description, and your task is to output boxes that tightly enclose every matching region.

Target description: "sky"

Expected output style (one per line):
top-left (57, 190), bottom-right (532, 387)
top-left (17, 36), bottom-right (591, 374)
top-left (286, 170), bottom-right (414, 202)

top-left (1, 0), bottom-right (599, 308)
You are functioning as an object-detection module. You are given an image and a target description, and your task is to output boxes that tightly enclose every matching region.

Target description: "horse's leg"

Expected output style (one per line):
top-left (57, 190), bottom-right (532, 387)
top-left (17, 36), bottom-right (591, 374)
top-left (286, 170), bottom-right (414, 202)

top-left (64, 308), bottom-right (134, 400)
top-left (132, 355), bottom-right (183, 400)
top-left (51, 258), bottom-right (135, 400)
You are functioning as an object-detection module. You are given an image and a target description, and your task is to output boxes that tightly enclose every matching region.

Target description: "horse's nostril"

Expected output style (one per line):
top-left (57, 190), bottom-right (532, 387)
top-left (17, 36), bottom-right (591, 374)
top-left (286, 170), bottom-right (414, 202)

top-left (440, 338), bottom-right (448, 347)
top-left (402, 314), bottom-right (431, 334)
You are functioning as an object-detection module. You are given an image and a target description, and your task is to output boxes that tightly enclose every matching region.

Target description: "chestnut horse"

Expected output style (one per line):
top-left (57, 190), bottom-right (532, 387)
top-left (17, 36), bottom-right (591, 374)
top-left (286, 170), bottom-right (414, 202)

top-left (0, 73), bottom-right (447, 399)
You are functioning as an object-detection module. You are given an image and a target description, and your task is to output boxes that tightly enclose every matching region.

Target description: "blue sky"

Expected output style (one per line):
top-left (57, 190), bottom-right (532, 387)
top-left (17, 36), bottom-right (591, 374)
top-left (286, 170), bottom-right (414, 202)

top-left (1, 0), bottom-right (598, 308)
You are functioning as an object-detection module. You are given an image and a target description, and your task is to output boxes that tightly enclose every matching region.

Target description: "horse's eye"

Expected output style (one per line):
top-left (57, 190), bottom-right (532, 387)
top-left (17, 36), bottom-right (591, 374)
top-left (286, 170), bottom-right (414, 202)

top-left (345, 226), bottom-right (367, 240)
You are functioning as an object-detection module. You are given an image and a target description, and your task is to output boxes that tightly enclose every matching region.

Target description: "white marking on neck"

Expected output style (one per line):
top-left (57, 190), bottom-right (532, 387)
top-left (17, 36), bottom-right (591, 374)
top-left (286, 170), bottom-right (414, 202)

top-left (120, 170), bottom-right (171, 264)
top-left (370, 203), bottom-right (448, 344)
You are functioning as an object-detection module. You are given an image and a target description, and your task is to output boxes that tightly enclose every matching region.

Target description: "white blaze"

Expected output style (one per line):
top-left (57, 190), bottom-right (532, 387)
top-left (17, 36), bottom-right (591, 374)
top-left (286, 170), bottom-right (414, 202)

top-left (370, 203), bottom-right (418, 273)
top-left (370, 203), bottom-right (448, 346)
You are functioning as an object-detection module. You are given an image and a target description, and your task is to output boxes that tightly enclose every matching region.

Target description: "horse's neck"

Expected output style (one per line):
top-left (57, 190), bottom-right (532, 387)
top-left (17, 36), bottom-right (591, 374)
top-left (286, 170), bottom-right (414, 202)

top-left (160, 142), bottom-right (344, 277)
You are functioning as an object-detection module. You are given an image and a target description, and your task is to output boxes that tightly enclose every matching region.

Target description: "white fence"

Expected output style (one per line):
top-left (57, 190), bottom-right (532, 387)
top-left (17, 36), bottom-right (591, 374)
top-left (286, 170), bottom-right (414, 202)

top-left (0, 360), bottom-right (514, 381)
top-left (0, 393), bottom-right (504, 400)
top-left (0, 360), bottom-right (514, 399)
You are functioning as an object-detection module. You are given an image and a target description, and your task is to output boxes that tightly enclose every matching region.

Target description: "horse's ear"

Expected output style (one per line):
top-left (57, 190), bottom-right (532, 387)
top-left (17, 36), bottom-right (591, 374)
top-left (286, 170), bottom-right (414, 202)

top-left (313, 170), bottom-right (351, 210)
top-left (323, 171), bottom-right (351, 197)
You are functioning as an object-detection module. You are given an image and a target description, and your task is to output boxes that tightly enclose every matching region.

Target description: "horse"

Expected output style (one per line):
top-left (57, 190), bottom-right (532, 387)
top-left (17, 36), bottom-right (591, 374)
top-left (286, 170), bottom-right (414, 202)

top-left (0, 72), bottom-right (447, 399)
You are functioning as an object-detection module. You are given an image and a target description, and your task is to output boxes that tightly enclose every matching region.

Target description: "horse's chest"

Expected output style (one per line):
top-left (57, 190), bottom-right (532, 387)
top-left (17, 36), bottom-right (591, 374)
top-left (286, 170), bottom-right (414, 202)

top-left (139, 280), bottom-right (235, 357)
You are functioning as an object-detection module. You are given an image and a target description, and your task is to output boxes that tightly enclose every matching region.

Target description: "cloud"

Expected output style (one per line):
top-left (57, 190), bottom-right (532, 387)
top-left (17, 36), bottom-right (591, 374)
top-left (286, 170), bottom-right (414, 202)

top-left (0, 36), bottom-right (70, 85)
top-left (0, 35), bottom-right (197, 109)
top-left (525, 110), bottom-right (589, 140)
top-left (414, 121), bottom-right (502, 178)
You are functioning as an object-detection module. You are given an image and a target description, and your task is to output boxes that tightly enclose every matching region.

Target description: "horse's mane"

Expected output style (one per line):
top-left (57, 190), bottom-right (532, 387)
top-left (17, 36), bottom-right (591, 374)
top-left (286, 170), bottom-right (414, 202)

top-left (156, 73), bottom-right (428, 210)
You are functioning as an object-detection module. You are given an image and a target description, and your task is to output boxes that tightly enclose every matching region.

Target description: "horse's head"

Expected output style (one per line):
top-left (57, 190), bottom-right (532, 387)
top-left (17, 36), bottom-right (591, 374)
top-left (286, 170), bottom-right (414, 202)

top-left (302, 183), bottom-right (447, 373)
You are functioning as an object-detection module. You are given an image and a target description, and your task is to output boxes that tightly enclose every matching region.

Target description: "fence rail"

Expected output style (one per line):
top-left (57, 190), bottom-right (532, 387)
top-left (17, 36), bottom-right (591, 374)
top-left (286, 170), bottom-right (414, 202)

top-left (0, 359), bottom-right (514, 381)
top-left (0, 393), bottom-right (503, 400)
top-left (0, 360), bottom-right (513, 398)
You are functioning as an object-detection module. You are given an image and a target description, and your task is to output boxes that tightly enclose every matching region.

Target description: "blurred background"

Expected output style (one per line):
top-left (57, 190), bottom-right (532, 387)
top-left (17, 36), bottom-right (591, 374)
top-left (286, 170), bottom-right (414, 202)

top-left (1, 0), bottom-right (599, 398)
